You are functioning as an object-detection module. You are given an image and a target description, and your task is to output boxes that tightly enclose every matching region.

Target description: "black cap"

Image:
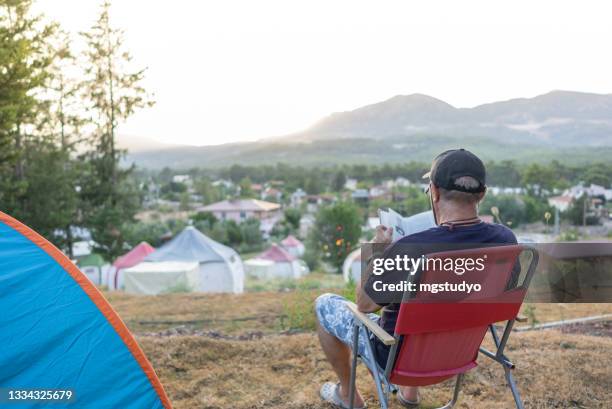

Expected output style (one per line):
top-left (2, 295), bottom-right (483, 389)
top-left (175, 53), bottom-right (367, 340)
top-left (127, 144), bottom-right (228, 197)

top-left (422, 149), bottom-right (486, 193)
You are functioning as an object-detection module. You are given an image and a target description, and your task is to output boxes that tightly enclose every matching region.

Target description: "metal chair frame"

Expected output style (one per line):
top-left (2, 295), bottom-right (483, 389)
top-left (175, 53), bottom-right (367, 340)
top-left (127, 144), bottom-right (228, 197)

top-left (347, 245), bottom-right (539, 409)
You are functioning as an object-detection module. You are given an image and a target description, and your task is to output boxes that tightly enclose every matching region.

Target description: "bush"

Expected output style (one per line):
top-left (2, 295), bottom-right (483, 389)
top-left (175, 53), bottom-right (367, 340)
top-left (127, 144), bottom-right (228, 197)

top-left (307, 202), bottom-right (362, 273)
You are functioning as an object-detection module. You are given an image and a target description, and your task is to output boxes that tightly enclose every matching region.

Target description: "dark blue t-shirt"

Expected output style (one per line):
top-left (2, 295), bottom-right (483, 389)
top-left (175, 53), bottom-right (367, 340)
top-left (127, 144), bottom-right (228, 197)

top-left (364, 221), bottom-right (518, 366)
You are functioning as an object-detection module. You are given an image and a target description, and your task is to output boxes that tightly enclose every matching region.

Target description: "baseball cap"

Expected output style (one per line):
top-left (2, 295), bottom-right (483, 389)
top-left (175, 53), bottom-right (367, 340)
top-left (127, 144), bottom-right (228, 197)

top-left (422, 149), bottom-right (486, 193)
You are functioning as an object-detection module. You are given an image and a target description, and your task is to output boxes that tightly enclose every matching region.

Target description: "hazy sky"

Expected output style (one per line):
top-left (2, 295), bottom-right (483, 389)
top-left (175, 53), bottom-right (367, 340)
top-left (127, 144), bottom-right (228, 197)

top-left (37, 0), bottom-right (612, 146)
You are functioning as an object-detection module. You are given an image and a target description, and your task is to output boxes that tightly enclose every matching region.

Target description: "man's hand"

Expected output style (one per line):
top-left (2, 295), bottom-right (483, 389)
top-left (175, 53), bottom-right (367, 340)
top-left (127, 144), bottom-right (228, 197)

top-left (372, 225), bottom-right (393, 244)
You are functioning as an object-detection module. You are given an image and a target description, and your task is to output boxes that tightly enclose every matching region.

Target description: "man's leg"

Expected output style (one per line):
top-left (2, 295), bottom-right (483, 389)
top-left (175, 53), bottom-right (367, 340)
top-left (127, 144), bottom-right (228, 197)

top-left (315, 293), bottom-right (366, 407)
top-left (316, 316), bottom-right (365, 407)
top-left (398, 386), bottom-right (419, 403)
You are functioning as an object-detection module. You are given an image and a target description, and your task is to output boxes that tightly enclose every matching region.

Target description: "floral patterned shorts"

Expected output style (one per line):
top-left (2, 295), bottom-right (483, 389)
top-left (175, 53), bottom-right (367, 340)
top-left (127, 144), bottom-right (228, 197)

top-left (315, 293), bottom-right (380, 370)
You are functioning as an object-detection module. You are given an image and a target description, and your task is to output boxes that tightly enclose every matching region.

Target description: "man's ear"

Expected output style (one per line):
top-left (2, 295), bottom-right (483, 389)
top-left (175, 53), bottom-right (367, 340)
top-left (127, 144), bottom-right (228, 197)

top-left (477, 187), bottom-right (487, 202)
top-left (430, 184), bottom-right (441, 203)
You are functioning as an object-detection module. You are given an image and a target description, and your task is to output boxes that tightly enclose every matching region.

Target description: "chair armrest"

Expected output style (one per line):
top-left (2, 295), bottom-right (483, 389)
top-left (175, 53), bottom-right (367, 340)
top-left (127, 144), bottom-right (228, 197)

top-left (515, 315), bottom-right (528, 323)
top-left (345, 302), bottom-right (396, 346)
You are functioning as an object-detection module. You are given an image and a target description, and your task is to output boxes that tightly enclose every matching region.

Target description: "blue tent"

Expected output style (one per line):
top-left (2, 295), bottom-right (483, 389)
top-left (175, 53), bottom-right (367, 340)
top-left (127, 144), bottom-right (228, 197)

top-left (0, 211), bottom-right (171, 408)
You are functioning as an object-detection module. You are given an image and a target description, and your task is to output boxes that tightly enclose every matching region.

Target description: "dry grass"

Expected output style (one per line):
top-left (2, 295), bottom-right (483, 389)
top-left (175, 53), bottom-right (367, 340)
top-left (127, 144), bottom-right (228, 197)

top-left (137, 331), bottom-right (612, 409)
top-left (103, 289), bottom-right (612, 408)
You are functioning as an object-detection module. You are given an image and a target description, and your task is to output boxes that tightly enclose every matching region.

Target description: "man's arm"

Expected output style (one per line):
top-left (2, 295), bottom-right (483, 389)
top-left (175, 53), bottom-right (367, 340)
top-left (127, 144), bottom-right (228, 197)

top-left (356, 282), bottom-right (380, 313)
top-left (356, 225), bottom-right (392, 313)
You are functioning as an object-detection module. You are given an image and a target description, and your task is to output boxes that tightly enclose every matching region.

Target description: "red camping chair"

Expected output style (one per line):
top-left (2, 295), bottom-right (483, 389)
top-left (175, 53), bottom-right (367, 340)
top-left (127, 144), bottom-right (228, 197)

top-left (346, 244), bottom-right (539, 409)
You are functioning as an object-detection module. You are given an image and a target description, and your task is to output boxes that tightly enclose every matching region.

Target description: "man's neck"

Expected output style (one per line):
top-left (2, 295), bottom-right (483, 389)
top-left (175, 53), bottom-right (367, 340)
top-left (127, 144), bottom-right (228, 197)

top-left (436, 205), bottom-right (478, 225)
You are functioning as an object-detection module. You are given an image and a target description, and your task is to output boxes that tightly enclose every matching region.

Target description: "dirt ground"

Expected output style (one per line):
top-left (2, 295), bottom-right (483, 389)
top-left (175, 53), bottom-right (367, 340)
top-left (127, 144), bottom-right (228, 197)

top-left (105, 292), bottom-right (612, 408)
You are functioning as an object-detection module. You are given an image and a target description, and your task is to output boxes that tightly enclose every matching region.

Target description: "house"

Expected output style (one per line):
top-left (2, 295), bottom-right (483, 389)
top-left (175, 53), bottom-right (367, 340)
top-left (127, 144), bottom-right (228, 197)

top-left (172, 174), bottom-right (192, 186)
top-left (548, 195), bottom-right (573, 212)
top-left (368, 185), bottom-right (389, 198)
top-left (198, 199), bottom-right (282, 224)
top-left (344, 178), bottom-right (358, 191)
top-left (299, 214), bottom-right (315, 237)
top-left (212, 179), bottom-right (234, 189)
top-left (290, 188), bottom-right (307, 207)
top-left (351, 189), bottom-right (369, 204)
top-left (305, 194), bottom-right (336, 213)
top-left (565, 183), bottom-right (612, 201)
top-left (262, 186), bottom-right (282, 203)
top-left (395, 177), bottom-right (411, 187)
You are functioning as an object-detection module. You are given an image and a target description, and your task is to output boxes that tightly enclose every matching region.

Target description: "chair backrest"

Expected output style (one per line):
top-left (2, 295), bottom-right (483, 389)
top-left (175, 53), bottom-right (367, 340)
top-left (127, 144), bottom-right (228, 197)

top-left (389, 244), bottom-right (537, 386)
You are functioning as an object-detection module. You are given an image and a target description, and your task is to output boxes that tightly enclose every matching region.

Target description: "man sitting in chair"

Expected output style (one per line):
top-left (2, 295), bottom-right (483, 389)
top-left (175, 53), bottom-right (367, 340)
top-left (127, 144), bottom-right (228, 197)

top-left (316, 149), bottom-right (518, 408)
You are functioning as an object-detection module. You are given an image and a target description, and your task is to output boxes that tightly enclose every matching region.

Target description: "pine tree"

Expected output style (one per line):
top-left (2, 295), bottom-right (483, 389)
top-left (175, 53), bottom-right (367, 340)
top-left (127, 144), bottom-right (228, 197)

top-left (79, 0), bottom-right (154, 259)
top-left (0, 0), bottom-right (56, 214)
top-left (32, 29), bottom-right (86, 256)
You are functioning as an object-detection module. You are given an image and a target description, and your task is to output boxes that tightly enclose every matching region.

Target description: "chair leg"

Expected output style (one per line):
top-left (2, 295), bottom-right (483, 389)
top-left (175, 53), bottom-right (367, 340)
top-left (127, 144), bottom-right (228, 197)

top-left (363, 328), bottom-right (388, 409)
top-left (432, 373), bottom-right (464, 409)
top-left (348, 323), bottom-right (360, 409)
top-left (504, 367), bottom-right (525, 409)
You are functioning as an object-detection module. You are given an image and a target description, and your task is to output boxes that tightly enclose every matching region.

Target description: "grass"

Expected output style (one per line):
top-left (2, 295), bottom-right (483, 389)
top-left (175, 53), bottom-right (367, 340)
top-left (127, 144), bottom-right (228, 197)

top-left (102, 280), bottom-right (612, 408)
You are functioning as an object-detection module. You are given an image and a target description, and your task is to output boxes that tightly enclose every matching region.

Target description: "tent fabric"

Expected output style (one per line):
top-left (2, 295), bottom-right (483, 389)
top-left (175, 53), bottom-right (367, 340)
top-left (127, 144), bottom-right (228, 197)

top-left (112, 242), bottom-right (156, 290)
top-left (114, 242), bottom-right (155, 270)
top-left (145, 226), bottom-right (244, 293)
top-left (77, 253), bottom-right (105, 267)
top-left (244, 258), bottom-right (276, 278)
top-left (343, 248), bottom-right (362, 283)
top-left (123, 261), bottom-right (200, 295)
top-left (76, 253), bottom-right (108, 286)
top-left (0, 211), bottom-right (171, 408)
top-left (146, 226), bottom-right (235, 263)
top-left (259, 244), bottom-right (296, 262)
top-left (253, 244), bottom-right (305, 279)
top-left (281, 235), bottom-right (303, 248)
top-left (280, 235), bottom-right (305, 257)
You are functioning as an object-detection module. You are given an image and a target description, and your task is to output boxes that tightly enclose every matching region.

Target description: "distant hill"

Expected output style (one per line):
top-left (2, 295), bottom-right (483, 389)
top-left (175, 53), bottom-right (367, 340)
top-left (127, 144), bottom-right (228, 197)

top-left (125, 90), bottom-right (612, 169)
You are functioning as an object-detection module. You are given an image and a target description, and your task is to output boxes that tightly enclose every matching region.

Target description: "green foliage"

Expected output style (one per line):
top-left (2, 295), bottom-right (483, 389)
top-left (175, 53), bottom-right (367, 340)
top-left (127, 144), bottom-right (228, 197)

top-left (523, 304), bottom-right (539, 328)
top-left (308, 202), bottom-right (362, 273)
top-left (238, 177), bottom-right (254, 198)
top-left (332, 170), bottom-right (347, 192)
top-left (193, 177), bottom-right (220, 205)
top-left (284, 207), bottom-right (301, 230)
top-left (123, 220), bottom-right (169, 247)
top-left (480, 194), bottom-right (552, 227)
top-left (563, 195), bottom-right (600, 226)
top-left (179, 191), bottom-right (191, 211)
top-left (558, 229), bottom-right (580, 242)
top-left (302, 245), bottom-right (321, 271)
top-left (192, 211), bottom-right (217, 225)
top-left (77, 0), bottom-right (154, 259)
top-left (281, 289), bottom-right (318, 331)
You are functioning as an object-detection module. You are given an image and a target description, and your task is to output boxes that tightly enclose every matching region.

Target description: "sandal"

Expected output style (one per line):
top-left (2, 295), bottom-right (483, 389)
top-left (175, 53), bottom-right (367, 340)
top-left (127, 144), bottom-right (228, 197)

top-left (397, 389), bottom-right (420, 408)
top-left (319, 382), bottom-right (367, 409)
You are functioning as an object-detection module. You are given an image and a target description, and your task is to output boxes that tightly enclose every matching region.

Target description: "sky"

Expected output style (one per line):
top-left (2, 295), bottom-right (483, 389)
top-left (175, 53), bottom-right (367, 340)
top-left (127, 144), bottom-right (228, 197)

top-left (37, 0), bottom-right (612, 146)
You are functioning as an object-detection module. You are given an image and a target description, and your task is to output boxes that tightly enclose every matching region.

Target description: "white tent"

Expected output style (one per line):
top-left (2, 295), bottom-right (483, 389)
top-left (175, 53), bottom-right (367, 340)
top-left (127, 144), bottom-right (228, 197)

top-left (123, 261), bottom-right (200, 295)
top-left (145, 226), bottom-right (244, 293)
top-left (280, 235), bottom-right (305, 257)
top-left (252, 244), bottom-right (307, 279)
top-left (343, 248), bottom-right (362, 283)
top-left (244, 259), bottom-right (276, 279)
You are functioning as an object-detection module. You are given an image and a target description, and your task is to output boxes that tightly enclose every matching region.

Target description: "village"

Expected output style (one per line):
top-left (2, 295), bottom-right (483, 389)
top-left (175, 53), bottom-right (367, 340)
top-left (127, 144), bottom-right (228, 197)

top-left (72, 165), bottom-right (612, 296)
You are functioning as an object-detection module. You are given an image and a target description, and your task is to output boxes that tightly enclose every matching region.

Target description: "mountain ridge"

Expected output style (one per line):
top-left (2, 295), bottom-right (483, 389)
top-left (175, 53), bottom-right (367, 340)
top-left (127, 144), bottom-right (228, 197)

top-left (124, 90), bottom-right (612, 169)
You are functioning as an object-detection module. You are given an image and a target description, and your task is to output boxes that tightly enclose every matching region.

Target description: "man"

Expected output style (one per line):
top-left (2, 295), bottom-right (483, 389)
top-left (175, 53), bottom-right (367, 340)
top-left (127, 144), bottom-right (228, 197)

top-left (316, 149), bottom-right (518, 408)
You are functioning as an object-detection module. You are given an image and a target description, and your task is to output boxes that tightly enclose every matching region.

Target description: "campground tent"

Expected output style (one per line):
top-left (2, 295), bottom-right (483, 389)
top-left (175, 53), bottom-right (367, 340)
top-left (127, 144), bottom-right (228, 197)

top-left (253, 244), bottom-right (307, 279)
top-left (111, 242), bottom-right (156, 290)
top-left (244, 258), bottom-right (276, 279)
top-left (0, 211), bottom-right (171, 408)
top-left (280, 234), bottom-right (305, 257)
top-left (123, 261), bottom-right (200, 295)
top-left (76, 253), bottom-right (109, 286)
top-left (145, 226), bottom-right (244, 293)
top-left (342, 248), bottom-right (362, 283)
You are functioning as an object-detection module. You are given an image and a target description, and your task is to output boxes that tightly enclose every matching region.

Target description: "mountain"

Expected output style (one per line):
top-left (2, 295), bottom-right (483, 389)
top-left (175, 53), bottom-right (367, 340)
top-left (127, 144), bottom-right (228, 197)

top-left (126, 90), bottom-right (612, 169)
